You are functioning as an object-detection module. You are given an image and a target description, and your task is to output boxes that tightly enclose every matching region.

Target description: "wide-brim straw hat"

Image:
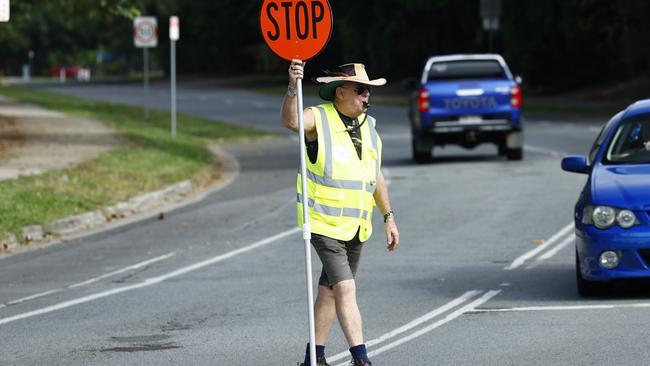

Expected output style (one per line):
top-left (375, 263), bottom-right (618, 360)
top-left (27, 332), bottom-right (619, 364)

top-left (316, 63), bottom-right (387, 101)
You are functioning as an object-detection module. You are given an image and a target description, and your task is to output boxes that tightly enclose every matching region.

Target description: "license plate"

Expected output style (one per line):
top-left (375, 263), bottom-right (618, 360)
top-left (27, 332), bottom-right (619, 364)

top-left (458, 115), bottom-right (483, 124)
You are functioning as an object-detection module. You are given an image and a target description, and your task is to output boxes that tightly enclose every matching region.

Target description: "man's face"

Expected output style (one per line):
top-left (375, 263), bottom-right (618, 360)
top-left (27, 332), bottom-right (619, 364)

top-left (336, 82), bottom-right (371, 116)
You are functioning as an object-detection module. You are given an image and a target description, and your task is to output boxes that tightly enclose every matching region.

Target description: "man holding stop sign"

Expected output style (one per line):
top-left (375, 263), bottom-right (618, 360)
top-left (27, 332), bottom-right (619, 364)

top-left (261, 1), bottom-right (399, 365)
top-left (282, 60), bottom-right (400, 366)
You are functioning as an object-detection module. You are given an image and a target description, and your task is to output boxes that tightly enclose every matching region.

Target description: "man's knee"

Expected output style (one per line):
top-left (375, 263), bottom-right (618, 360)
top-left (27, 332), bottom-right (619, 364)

top-left (332, 279), bottom-right (356, 299)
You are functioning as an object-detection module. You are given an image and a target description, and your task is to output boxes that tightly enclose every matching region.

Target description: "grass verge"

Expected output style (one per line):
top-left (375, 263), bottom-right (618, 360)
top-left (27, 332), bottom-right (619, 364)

top-left (0, 86), bottom-right (272, 240)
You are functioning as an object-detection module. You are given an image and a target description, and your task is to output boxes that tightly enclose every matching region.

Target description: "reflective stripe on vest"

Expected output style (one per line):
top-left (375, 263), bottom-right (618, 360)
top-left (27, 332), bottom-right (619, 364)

top-left (297, 194), bottom-right (369, 220)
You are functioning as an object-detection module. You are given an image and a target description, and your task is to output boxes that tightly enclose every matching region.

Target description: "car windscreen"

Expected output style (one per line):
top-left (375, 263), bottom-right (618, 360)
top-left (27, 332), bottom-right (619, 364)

top-left (603, 115), bottom-right (650, 164)
top-left (427, 60), bottom-right (505, 81)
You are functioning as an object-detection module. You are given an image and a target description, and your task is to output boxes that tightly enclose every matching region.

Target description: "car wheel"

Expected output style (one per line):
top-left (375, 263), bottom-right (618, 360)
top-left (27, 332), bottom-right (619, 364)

top-left (412, 137), bottom-right (432, 164)
top-left (506, 147), bottom-right (523, 160)
top-left (576, 250), bottom-right (602, 297)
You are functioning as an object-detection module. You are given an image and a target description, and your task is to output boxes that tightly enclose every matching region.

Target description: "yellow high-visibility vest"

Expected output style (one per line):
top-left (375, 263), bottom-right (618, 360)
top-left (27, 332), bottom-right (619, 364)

top-left (297, 103), bottom-right (382, 242)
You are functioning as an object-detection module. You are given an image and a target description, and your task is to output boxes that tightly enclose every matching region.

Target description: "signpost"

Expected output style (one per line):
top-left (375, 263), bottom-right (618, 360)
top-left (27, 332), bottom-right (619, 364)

top-left (260, 2), bottom-right (332, 365)
top-left (169, 16), bottom-right (179, 137)
top-left (480, 0), bottom-right (501, 52)
top-left (133, 16), bottom-right (158, 120)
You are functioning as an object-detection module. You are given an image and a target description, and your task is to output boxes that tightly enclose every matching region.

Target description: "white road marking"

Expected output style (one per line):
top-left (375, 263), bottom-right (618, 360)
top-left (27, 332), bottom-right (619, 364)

top-left (504, 223), bottom-right (573, 270)
top-left (526, 234), bottom-right (576, 269)
top-left (68, 252), bottom-right (176, 288)
top-left (523, 144), bottom-right (564, 158)
top-left (327, 290), bottom-right (482, 363)
top-left (332, 290), bottom-right (502, 366)
top-left (0, 228), bottom-right (300, 326)
top-left (0, 253), bottom-right (177, 310)
top-left (470, 302), bottom-right (650, 313)
top-left (6, 290), bottom-right (64, 306)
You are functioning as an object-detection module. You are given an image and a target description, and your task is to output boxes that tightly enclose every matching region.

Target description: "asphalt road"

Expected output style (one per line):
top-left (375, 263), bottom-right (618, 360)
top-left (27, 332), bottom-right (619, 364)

top-left (1, 81), bottom-right (647, 365)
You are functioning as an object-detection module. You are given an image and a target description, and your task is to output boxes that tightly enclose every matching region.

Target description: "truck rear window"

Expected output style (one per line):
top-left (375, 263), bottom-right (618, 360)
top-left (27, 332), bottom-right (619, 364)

top-left (427, 60), bottom-right (505, 81)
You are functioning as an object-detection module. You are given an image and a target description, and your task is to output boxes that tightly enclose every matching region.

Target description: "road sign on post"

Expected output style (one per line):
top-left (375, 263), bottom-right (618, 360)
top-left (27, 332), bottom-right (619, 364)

top-left (260, 2), bottom-right (332, 366)
top-left (169, 16), bottom-right (179, 137)
top-left (260, 0), bottom-right (333, 61)
top-left (480, 0), bottom-right (501, 52)
top-left (133, 16), bottom-right (158, 48)
top-left (0, 0), bottom-right (9, 22)
top-left (133, 16), bottom-right (158, 120)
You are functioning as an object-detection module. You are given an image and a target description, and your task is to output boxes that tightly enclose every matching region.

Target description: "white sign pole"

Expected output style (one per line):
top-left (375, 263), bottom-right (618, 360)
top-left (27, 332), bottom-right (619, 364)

top-left (0, 0), bottom-right (9, 22)
top-left (133, 17), bottom-right (158, 121)
top-left (170, 16), bottom-right (179, 137)
top-left (143, 47), bottom-right (150, 120)
top-left (296, 71), bottom-right (317, 366)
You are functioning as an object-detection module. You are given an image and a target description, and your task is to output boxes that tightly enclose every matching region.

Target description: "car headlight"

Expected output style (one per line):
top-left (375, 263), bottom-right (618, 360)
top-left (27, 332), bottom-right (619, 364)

top-left (582, 205), bottom-right (638, 229)
top-left (592, 206), bottom-right (616, 229)
top-left (617, 209), bottom-right (636, 229)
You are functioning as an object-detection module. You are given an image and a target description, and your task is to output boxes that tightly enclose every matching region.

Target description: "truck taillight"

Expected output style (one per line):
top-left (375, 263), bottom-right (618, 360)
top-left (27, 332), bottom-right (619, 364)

top-left (510, 85), bottom-right (522, 108)
top-left (418, 88), bottom-right (430, 112)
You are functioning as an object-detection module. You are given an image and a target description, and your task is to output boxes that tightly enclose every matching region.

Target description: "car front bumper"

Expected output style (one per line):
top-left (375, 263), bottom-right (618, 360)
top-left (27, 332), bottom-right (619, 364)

top-left (576, 224), bottom-right (650, 282)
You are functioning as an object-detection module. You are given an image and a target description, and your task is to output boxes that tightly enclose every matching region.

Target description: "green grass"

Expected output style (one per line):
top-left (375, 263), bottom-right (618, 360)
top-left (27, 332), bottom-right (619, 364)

top-left (0, 86), bottom-right (271, 240)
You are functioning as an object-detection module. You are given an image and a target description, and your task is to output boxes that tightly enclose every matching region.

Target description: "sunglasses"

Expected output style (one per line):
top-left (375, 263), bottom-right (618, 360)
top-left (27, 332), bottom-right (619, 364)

top-left (343, 84), bottom-right (372, 95)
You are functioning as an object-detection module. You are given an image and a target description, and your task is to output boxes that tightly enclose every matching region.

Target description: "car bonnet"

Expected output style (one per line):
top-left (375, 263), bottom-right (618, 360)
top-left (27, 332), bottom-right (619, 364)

top-left (591, 164), bottom-right (650, 210)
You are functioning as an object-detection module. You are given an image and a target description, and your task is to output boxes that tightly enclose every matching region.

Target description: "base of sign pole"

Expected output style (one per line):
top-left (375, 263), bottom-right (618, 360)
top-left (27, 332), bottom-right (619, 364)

top-left (303, 237), bottom-right (316, 366)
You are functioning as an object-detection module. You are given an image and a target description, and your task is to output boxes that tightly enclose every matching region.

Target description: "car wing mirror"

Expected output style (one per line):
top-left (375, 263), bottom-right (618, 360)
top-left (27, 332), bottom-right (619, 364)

top-left (561, 155), bottom-right (589, 174)
top-left (514, 75), bottom-right (523, 85)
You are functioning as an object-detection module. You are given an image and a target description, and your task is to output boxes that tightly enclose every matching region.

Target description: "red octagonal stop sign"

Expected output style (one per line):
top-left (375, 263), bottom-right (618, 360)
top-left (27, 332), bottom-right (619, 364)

top-left (260, 0), bottom-right (333, 61)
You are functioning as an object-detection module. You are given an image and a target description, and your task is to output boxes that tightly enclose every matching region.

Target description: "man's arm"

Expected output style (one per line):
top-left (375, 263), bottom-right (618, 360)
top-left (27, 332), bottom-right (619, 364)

top-left (374, 171), bottom-right (400, 251)
top-left (280, 59), bottom-right (317, 141)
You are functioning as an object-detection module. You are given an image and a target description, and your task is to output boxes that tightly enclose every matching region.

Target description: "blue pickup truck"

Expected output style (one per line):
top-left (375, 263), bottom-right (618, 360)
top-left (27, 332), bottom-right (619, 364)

top-left (409, 54), bottom-right (523, 163)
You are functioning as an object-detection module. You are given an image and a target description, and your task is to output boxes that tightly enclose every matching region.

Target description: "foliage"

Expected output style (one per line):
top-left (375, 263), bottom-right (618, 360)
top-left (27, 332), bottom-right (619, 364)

top-left (0, 0), bottom-right (648, 91)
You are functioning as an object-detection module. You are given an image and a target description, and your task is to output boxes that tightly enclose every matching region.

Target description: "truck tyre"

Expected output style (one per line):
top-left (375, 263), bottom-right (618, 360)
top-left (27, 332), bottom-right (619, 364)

top-left (506, 147), bottom-right (523, 160)
top-left (498, 143), bottom-right (507, 156)
top-left (412, 136), bottom-right (432, 164)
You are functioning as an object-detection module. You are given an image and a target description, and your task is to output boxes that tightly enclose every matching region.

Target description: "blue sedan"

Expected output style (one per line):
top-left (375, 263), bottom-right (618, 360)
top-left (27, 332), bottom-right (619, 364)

top-left (562, 99), bottom-right (650, 296)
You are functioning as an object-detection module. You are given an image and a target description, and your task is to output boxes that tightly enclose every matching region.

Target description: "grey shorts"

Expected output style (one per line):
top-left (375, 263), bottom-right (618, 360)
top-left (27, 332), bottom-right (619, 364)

top-left (311, 231), bottom-right (364, 287)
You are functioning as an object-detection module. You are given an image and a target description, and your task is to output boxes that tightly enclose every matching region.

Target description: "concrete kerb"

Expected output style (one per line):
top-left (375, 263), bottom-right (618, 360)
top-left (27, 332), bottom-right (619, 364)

top-left (0, 144), bottom-right (240, 258)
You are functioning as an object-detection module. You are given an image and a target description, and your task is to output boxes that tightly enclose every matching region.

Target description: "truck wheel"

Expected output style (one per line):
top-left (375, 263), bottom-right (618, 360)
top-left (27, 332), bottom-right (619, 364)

top-left (506, 147), bottom-right (523, 160)
top-left (498, 143), bottom-right (507, 156)
top-left (412, 138), bottom-right (432, 164)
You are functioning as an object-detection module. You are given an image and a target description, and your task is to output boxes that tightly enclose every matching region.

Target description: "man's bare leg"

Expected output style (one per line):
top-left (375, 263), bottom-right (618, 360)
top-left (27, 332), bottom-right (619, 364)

top-left (332, 279), bottom-right (363, 346)
top-left (314, 285), bottom-right (337, 345)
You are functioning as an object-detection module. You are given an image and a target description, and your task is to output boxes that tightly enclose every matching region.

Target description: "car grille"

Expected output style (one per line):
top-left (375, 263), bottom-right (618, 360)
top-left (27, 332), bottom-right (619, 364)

top-left (637, 249), bottom-right (650, 267)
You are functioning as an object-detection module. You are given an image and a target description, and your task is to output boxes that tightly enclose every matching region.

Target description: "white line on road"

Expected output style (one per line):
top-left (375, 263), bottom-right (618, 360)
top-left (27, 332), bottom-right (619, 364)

top-left (470, 302), bottom-right (650, 313)
top-left (68, 252), bottom-right (176, 288)
top-left (523, 144), bottom-right (564, 158)
top-left (504, 223), bottom-right (573, 270)
top-left (332, 290), bottom-right (502, 366)
top-left (526, 234), bottom-right (576, 269)
top-left (0, 228), bottom-right (299, 326)
top-left (326, 290), bottom-right (482, 363)
top-left (6, 290), bottom-right (64, 306)
top-left (1, 253), bottom-right (177, 310)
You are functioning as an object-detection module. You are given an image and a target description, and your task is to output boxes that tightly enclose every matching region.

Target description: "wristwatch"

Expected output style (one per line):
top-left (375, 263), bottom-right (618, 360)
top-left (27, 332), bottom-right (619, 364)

top-left (383, 210), bottom-right (394, 223)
